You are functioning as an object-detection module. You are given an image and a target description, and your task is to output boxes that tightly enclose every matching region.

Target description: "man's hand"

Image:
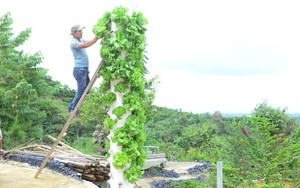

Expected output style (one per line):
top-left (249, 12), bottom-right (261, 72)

top-left (77, 37), bottom-right (99, 48)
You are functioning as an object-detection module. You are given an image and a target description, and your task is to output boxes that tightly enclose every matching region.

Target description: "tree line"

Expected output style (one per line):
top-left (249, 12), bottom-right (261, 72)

top-left (1, 13), bottom-right (299, 187)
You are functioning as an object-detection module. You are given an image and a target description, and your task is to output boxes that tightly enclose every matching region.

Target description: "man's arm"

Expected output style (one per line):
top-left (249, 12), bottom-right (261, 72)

top-left (77, 37), bottom-right (100, 48)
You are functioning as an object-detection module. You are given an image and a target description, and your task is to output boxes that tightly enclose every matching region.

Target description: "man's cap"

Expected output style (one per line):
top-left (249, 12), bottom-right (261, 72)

top-left (70, 25), bottom-right (85, 35)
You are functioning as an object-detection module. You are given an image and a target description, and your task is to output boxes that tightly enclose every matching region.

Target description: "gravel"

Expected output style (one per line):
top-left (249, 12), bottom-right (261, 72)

top-left (186, 161), bottom-right (211, 175)
top-left (7, 154), bottom-right (81, 180)
top-left (147, 162), bottom-right (211, 188)
top-left (142, 167), bottom-right (180, 178)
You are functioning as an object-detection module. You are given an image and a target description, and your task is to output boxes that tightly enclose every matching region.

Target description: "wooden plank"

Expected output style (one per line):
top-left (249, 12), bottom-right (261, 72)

top-left (5, 144), bottom-right (40, 154)
top-left (83, 168), bottom-right (91, 174)
top-left (39, 145), bottom-right (70, 155)
top-left (34, 60), bottom-right (103, 179)
top-left (53, 155), bottom-right (90, 161)
top-left (67, 161), bottom-right (88, 169)
top-left (73, 167), bottom-right (85, 173)
top-left (95, 175), bottom-right (105, 180)
top-left (82, 174), bottom-right (97, 181)
top-left (47, 135), bottom-right (99, 162)
top-left (11, 150), bottom-right (46, 157)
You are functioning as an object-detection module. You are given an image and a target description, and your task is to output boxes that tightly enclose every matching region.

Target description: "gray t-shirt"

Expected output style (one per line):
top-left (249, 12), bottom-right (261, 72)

top-left (70, 37), bottom-right (89, 68)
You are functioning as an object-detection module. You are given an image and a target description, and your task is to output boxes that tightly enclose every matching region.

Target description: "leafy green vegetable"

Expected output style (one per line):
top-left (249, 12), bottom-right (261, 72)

top-left (103, 117), bottom-right (117, 130)
top-left (112, 106), bottom-right (126, 119)
top-left (93, 6), bottom-right (148, 184)
top-left (100, 92), bottom-right (116, 107)
top-left (124, 164), bottom-right (144, 183)
top-left (113, 152), bottom-right (130, 169)
top-left (114, 81), bottom-right (128, 93)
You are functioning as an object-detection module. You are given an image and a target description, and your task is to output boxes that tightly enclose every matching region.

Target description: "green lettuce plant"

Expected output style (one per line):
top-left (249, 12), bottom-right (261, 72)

top-left (93, 6), bottom-right (148, 186)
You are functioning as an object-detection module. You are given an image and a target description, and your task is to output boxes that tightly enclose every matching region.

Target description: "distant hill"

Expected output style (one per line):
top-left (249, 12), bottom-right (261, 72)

top-left (222, 113), bottom-right (250, 117)
top-left (288, 113), bottom-right (300, 122)
top-left (222, 113), bottom-right (300, 122)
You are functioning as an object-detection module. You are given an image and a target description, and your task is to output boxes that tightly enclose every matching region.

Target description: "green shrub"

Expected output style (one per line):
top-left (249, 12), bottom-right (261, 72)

top-left (185, 147), bottom-right (207, 161)
top-left (260, 183), bottom-right (284, 188)
top-left (171, 179), bottom-right (206, 188)
top-left (72, 137), bottom-right (98, 155)
top-left (159, 144), bottom-right (186, 161)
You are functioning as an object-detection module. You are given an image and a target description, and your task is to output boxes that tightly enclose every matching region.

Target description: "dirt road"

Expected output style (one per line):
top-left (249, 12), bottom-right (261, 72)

top-left (0, 160), bottom-right (97, 188)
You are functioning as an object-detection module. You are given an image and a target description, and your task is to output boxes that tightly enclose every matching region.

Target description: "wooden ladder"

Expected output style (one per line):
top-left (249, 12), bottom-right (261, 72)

top-left (34, 60), bottom-right (104, 178)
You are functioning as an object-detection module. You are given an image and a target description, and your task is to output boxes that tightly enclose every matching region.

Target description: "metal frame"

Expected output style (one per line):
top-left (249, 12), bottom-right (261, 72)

top-left (144, 146), bottom-right (160, 154)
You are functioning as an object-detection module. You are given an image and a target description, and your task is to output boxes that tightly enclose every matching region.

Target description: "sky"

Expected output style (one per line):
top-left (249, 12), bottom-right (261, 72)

top-left (1, 0), bottom-right (300, 114)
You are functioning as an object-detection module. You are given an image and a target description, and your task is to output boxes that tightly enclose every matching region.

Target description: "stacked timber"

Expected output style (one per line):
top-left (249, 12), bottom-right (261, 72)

top-left (61, 158), bottom-right (110, 182)
top-left (6, 136), bottom-right (169, 183)
top-left (6, 135), bottom-right (110, 183)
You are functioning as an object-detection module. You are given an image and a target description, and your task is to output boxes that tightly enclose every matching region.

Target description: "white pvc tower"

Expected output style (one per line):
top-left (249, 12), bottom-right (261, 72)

top-left (107, 22), bottom-right (134, 188)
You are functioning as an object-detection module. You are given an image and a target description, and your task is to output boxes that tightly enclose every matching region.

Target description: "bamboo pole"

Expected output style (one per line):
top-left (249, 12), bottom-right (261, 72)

top-left (12, 150), bottom-right (47, 157)
top-left (5, 144), bottom-right (39, 154)
top-left (47, 135), bottom-right (100, 162)
top-left (34, 61), bottom-right (103, 179)
top-left (47, 135), bottom-right (83, 155)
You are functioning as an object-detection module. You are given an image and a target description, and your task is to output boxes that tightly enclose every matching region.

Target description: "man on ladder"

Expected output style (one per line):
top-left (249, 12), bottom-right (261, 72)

top-left (68, 25), bottom-right (100, 117)
top-left (34, 26), bottom-right (105, 179)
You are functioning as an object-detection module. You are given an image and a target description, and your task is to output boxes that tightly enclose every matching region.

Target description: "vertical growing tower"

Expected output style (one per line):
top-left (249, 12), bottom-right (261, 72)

top-left (93, 6), bottom-right (148, 187)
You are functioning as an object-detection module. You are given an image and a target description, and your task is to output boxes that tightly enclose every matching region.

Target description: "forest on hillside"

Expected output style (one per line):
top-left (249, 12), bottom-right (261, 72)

top-left (1, 13), bottom-right (299, 187)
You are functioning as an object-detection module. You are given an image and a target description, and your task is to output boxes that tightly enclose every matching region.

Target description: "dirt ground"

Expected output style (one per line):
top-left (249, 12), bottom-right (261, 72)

top-left (136, 161), bottom-right (204, 188)
top-left (0, 160), bottom-right (203, 188)
top-left (0, 160), bottom-right (98, 188)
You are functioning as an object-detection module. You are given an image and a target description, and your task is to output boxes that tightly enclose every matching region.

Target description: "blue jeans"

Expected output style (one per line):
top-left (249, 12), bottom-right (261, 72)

top-left (68, 67), bottom-right (90, 111)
